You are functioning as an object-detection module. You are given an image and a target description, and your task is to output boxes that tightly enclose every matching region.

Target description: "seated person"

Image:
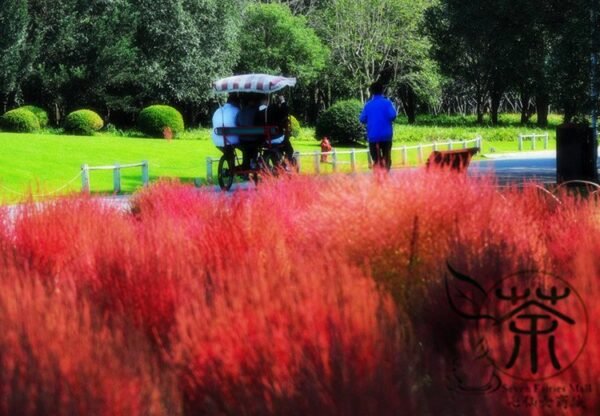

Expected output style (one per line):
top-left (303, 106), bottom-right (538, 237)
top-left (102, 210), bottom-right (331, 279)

top-left (255, 94), bottom-right (295, 161)
top-left (211, 94), bottom-right (240, 158)
top-left (236, 94), bottom-right (262, 169)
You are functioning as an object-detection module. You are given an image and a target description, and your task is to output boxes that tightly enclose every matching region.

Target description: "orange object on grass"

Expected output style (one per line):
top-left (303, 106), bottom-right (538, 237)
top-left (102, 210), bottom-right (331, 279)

top-left (320, 137), bottom-right (332, 162)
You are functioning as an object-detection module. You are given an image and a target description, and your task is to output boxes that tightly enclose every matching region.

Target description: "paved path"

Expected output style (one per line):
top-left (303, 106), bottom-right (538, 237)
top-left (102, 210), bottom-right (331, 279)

top-left (3, 151), bottom-right (596, 219)
top-left (470, 151), bottom-right (559, 184)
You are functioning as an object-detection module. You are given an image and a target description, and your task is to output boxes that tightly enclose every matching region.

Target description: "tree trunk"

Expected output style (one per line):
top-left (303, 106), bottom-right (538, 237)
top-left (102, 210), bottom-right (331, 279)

top-left (399, 85), bottom-right (417, 124)
top-left (308, 86), bottom-right (320, 125)
top-left (536, 93), bottom-right (549, 127)
top-left (476, 97), bottom-right (484, 124)
top-left (520, 91), bottom-right (531, 124)
top-left (490, 92), bottom-right (501, 125)
top-left (54, 103), bottom-right (61, 127)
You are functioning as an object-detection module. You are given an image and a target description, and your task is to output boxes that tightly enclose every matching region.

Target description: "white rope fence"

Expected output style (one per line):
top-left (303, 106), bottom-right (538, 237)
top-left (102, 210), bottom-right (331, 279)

top-left (81, 161), bottom-right (149, 193)
top-left (205, 137), bottom-right (482, 182)
top-left (518, 133), bottom-right (549, 151)
top-left (0, 172), bottom-right (83, 198)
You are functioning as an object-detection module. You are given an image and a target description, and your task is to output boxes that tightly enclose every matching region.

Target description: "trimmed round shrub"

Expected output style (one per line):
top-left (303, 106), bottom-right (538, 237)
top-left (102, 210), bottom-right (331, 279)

top-left (64, 110), bottom-right (104, 135)
top-left (289, 115), bottom-right (301, 138)
top-left (138, 105), bottom-right (184, 138)
top-left (0, 108), bottom-right (40, 133)
top-left (20, 105), bottom-right (49, 128)
top-left (315, 99), bottom-right (365, 144)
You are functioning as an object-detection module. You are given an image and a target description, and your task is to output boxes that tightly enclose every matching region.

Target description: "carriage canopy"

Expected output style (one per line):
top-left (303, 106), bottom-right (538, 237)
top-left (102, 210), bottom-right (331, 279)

top-left (213, 74), bottom-right (297, 94)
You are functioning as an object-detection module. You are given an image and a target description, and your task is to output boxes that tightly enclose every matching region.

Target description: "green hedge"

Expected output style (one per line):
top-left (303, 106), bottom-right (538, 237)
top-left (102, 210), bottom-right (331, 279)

top-left (20, 105), bottom-right (49, 128)
top-left (289, 115), bottom-right (301, 138)
top-left (315, 99), bottom-right (365, 144)
top-left (0, 109), bottom-right (40, 133)
top-left (138, 105), bottom-right (184, 138)
top-left (64, 110), bottom-right (104, 135)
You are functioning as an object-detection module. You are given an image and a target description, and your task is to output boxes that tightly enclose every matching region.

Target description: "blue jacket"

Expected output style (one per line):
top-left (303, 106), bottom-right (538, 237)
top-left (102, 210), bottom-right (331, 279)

top-left (359, 95), bottom-right (397, 142)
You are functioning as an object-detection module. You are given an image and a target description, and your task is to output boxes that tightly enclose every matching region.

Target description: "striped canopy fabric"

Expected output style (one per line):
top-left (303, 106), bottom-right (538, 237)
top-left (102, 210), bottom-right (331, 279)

top-left (213, 74), bottom-right (297, 94)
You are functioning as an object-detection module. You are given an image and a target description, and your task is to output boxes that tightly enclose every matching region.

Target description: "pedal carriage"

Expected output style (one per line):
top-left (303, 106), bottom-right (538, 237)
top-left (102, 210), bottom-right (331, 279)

top-left (213, 74), bottom-right (298, 190)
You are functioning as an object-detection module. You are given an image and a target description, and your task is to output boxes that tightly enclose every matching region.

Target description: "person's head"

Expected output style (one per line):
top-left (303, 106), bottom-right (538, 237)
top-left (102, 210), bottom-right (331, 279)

top-left (247, 93), bottom-right (263, 107)
top-left (227, 93), bottom-right (240, 107)
top-left (369, 82), bottom-right (385, 96)
top-left (259, 94), bottom-right (269, 106)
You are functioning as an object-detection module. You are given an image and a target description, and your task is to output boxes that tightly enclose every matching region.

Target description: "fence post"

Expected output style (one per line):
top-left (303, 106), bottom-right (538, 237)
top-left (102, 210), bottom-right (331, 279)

top-left (332, 149), bottom-right (338, 172)
top-left (433, 142), bottom-right (438, 151)
top-left (350, 149), bottom-right (357, 172)
top-left (448, 141), bottom-right (453, 150)
top-left (113, 163), bottom-right (121, 193)
top-left (81, 164), bottom-right (90, 193)
top-left (518, 134), bottom-right (523, 151)
top-left (313, 151), bottom-right (320, 174)
top-left (206, 157), bottom-right (213, 184)
top-left (532, 135), bottom-right (536, 151)
top-left (462, 140), bottom-right (467, 149)
top-left (402, 146), bottom-right (408, 165)
top-left (477, 136), bottom-right (482, 149)
top-left (142, 160), bottom-right (149, 186)
top-left (418, 144), bottom-right (423, 164)
top-left (544, 133), bottom-right (549, 150)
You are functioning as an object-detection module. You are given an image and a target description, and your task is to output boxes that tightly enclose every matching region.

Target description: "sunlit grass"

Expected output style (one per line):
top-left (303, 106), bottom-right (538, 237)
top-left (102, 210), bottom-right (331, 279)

top-left (0, 113), bottom-right (559, 201)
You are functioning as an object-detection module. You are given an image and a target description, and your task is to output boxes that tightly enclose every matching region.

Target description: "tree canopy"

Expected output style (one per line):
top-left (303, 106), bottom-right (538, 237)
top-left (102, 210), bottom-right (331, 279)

top-left (237, 3), bottom-right (328, 82)
top-left (0, 0), bottom-right (598, 126)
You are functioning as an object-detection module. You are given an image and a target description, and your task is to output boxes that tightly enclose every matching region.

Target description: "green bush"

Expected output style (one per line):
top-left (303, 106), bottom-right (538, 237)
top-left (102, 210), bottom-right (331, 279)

top-left (315, 99), bottom-right (365, 144)
top-left (64, 110), bottom-right (104, 135)
top-left (289, 115), bottom-right (301, 138)
top-left (0, 109), bottom-right (40, 133)
top-left (138, 105), bottom-right (185, 138)
top-left (20, 105), bottom-right (49, 128)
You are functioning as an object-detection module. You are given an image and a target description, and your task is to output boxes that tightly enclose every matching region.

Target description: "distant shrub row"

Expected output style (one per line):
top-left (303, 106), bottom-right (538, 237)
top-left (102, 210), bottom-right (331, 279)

top-left (0, 105), bottom-right (187, 138)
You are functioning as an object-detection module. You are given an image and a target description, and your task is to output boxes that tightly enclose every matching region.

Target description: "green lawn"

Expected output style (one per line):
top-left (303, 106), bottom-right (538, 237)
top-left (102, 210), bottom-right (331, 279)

top-left (0, 131), bottom-right (326, 201)
top-left (0, 122), bottom-right (557, 202)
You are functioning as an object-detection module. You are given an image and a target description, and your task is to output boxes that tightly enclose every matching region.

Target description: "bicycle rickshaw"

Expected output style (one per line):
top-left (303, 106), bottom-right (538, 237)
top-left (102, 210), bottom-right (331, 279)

top-left (212, 73), bottom-right (298, 190)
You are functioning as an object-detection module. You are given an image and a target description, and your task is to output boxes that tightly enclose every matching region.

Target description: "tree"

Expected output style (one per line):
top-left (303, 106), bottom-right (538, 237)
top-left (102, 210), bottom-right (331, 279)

top-left (317, 0), bottom-right (439, 118)
top-left (237, 3), bottom-right (328, 82)
top-left (265, 0), bottom-right (329, 15)
top-left (24, 0), bottom-right (91, 124)
top-left (381, 0), bottom-right (441, 123)
top-left (545, 0), bottom-right (596, 123)
top-left (0, 0), bottom-right (29, 112)
top-left (427, 0), bottom-right (514, 124)
top-left (132, 0), bottom-right (242, 124)
top-left (77, 0), bottom-right (141, 123)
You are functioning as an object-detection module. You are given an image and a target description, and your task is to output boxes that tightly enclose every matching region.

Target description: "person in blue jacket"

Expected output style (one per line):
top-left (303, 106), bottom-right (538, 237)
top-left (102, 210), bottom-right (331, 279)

top-left (359, 82), bottom-right (397, 171)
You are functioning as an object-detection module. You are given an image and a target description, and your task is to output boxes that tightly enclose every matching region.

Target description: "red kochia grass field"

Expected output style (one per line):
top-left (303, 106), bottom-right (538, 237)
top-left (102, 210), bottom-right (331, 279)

top-left (0, 171), bottom-right (599, 415)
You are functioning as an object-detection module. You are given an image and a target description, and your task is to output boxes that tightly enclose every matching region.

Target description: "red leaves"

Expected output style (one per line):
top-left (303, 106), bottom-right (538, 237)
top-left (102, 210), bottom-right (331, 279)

top-left (0, 171), bottom-right (599, 415)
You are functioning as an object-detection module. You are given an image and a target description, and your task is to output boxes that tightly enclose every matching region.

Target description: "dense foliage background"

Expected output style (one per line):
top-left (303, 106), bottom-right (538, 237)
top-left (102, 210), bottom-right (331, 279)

top-left (0, 0), bottom-right (598, 127)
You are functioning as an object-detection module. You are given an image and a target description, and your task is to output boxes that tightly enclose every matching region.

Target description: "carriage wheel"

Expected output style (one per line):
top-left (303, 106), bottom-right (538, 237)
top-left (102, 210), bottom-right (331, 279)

top-left (217, 154), bottom-right (235, 191)
top-left (258, 151), bottom-right (281, 176)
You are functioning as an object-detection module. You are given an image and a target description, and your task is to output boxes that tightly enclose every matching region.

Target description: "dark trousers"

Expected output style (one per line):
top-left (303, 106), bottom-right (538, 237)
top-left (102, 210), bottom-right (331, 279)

top-left (238, 141), bottom-right (260, 169)
top-left (369, 141), bottom-right (392, 171)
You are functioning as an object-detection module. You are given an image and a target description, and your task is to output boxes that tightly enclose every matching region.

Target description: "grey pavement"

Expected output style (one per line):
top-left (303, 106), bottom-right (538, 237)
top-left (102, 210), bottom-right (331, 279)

top-left (1, 151), bottom-right (594, 220)
top-left (470, 152), bottom-right (559, 184)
